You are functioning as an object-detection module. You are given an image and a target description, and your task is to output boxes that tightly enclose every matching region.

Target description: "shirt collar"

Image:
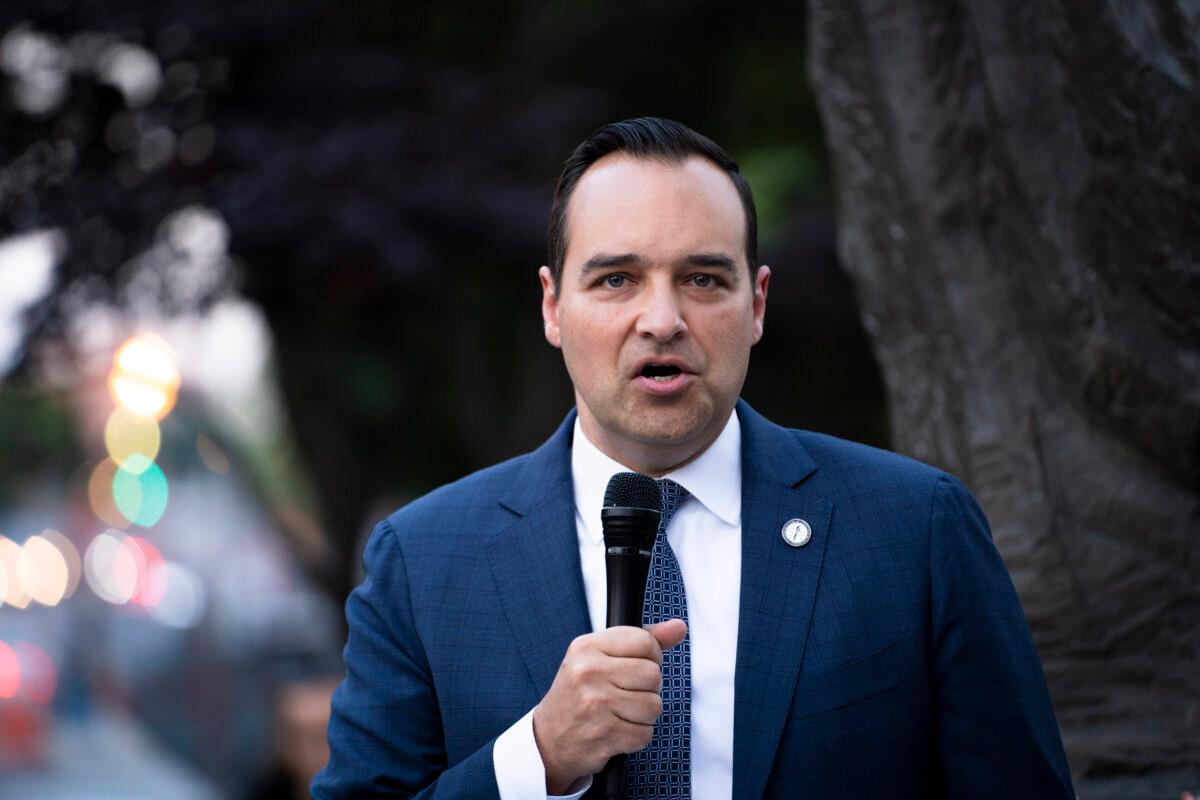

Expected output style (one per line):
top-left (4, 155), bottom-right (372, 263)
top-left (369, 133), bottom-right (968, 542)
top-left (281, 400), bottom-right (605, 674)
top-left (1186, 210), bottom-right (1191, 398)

top-left (571, 410), bottom-right (742, 545)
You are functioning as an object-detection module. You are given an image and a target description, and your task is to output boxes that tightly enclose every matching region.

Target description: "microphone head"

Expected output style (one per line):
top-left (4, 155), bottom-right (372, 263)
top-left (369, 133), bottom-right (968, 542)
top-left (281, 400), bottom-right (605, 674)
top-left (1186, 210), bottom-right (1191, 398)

top-left (603, 472), bottom-right (661, 511)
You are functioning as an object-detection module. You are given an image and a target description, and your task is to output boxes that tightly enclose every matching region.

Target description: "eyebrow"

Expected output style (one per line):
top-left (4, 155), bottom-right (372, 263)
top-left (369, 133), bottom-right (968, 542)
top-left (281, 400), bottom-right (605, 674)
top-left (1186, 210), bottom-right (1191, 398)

top-left (683, 252), bottom-right (739, 275)
top-left (578, 251), bottom-right (740, 278)
top-left (580, 253), bottom-right (641, 275)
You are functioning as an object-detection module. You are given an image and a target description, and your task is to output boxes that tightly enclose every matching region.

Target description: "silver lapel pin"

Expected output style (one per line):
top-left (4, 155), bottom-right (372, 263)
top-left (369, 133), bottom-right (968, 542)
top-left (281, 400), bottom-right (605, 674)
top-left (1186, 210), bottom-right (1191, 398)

top-left (781, 518), bottom-right (812, 547)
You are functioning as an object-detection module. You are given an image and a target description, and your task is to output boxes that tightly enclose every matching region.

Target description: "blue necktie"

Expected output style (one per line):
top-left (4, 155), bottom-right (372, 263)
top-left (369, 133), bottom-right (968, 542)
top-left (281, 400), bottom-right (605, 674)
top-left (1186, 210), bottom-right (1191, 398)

top-left (626, 478), bottom-right (691, 797)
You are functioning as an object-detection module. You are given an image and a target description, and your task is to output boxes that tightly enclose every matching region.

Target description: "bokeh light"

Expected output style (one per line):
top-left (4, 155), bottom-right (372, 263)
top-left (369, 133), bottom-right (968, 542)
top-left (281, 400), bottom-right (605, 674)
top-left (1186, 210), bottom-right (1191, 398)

top-left (13, 643), bottom-right (55, 705)
top-left (0, 642), bottom-right (18, 699)
top-left (0, 537), bottom-right (32, 609)
top-left (18, 535), bottom-right (68, 607)
top-left (126, 536), bottom-right (165, 606)
top-left (144, 561), bottom-right (206, 629)
top-left (108, 334), bottom-right (181, 419)
top-left (87, 459), bottom-right (132, 529)
top-left (112, 458), bottom-right (170, 527)
top-left (104, 407), bottom-right (162, 470)
top-left (37, 529), bottom-right (81, 600)
top-left (84, 530), bottom-right (142, 605)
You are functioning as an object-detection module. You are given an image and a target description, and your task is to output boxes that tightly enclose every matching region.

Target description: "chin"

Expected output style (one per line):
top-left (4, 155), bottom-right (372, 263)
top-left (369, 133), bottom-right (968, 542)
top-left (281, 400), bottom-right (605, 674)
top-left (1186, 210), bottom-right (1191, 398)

top-left (624, 404), bottom-right (712, 447)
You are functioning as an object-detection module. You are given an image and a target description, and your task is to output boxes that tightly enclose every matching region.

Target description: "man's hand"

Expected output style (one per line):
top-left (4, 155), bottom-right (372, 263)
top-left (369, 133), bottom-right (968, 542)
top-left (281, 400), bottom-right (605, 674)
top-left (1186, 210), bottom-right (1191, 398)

top-left (531, 619), bottom-right (687, 794)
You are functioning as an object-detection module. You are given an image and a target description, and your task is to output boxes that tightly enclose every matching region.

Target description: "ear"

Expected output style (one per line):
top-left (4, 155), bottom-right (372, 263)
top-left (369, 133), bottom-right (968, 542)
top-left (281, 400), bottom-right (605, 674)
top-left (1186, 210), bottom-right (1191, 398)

top-left (539, 266), bottom-right (562, 348)
top-left (751, 265), bottom-right (770, 344)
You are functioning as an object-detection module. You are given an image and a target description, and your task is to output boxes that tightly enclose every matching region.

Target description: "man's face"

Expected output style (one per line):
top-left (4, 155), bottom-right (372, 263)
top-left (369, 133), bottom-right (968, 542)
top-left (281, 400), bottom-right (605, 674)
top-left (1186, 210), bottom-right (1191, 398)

top-left (540, 154), bottom-right (770, 474)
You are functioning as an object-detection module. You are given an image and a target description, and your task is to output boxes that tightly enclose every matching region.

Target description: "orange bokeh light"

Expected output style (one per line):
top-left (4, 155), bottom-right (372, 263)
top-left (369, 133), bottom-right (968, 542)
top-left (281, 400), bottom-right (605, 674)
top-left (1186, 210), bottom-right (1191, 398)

top-left (87, 459), bottom-right (132, 529)
top-left (108, 334), bottom-right (181, 420)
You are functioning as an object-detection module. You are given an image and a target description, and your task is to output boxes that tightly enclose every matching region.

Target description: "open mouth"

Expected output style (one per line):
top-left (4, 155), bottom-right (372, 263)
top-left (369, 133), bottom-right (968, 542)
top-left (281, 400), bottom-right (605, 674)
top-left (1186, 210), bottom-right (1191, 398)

top-left (639, 363), bottom-right (684, 382)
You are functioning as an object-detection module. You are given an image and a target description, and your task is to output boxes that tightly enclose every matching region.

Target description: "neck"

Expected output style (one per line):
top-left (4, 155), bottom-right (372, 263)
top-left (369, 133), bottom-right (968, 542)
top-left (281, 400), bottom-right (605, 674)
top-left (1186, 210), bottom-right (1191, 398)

top-left (575, 406), bottom-right (730, 478)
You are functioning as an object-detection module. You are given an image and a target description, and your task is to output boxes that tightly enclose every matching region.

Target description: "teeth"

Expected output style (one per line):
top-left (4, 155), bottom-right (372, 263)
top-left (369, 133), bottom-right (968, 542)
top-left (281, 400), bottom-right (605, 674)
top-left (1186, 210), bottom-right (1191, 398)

top-left (652, 375), bottom-right (675, 382)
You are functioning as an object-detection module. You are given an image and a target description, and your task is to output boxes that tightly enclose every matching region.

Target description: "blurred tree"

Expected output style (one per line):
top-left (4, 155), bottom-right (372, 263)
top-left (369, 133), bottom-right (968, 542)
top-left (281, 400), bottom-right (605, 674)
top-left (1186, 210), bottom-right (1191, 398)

top-left (1, 2), bottom-right (886, 605)
top-left (807, 1), bottom-right (1200, 795)
top-left (0, 388), bottom-right (79, 506)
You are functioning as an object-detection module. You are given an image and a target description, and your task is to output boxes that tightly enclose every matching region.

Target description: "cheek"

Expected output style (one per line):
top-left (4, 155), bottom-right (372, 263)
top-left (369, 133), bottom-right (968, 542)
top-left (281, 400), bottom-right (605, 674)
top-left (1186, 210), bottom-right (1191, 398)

top-left (560, 320), bottom-right (623, 382)
top-left (699, 309), bottom-right (756, 366)
top-left (561, 316), bottom-right (624, 358)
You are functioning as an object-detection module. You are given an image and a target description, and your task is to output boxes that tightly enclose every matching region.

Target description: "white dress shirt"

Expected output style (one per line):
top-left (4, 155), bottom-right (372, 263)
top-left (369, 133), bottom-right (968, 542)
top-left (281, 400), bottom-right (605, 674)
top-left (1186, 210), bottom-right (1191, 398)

top-left (494, 411), bottom-right (743, 799)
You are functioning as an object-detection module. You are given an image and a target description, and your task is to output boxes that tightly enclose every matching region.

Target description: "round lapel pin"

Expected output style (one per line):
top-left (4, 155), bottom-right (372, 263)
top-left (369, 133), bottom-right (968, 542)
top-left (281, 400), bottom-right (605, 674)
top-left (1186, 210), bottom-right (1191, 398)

top-left (781, 518), bottom-right (812, 547)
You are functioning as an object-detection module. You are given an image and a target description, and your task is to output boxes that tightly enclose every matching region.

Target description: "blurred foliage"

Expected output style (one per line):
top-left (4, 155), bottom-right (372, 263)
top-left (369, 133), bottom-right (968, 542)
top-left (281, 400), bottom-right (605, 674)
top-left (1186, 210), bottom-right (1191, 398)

top-left (349, 0), bottom-right (518, 59)
top-left (0, 385), bottom-right (80, 508)
top-left (0, 0), bottom-right (884, 599)
top-left (741, 145), bottom-right (828, 244)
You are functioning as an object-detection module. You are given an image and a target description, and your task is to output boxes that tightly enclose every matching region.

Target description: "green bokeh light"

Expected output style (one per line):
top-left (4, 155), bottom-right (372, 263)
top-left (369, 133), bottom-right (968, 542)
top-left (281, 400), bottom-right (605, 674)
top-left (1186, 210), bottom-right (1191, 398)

top-left (112, 460), bottom-right (169, 528)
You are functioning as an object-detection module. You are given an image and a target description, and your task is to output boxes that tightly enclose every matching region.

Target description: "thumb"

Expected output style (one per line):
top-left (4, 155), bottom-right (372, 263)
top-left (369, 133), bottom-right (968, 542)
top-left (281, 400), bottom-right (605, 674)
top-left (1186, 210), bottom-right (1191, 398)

top-left (645, 618), bottom-right (688, 651)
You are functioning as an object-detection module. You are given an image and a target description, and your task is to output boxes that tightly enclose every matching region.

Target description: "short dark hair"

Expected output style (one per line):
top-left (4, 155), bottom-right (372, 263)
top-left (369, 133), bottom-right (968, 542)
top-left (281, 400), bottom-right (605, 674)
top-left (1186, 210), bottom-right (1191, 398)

top-left (546, 117), bottom-right (758, 290)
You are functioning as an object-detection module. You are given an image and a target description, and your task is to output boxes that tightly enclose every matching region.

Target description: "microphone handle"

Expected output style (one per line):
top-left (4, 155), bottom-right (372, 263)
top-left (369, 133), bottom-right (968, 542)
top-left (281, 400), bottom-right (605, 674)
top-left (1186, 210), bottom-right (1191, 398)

top-left (605, 547), bottom-right (653, 629)
top-left (604, 755), bottom-right (627, 800)
top-left (600, 505), bottom-right (659, 800)
top-left (602, 545), bottom-right (654, 800)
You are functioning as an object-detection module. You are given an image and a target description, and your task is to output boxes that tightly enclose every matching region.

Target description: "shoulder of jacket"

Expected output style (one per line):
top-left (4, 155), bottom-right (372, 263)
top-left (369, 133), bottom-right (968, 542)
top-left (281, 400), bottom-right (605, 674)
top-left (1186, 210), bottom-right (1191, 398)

top-left (789, 428), bottom-right (957, 497)
top-left (383, 451), bottom-right (532, 532)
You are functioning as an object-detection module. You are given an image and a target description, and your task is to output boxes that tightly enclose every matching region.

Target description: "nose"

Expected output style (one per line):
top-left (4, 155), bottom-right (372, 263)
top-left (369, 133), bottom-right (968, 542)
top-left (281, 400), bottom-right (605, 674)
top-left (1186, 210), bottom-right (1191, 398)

top-left (634, 280), bottom-right (687, 343)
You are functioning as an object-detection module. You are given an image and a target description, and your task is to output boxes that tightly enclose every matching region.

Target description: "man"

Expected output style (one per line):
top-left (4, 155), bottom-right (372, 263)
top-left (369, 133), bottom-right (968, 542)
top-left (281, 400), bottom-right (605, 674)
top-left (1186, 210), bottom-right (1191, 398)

top-left (312, 118), bottom-right (1074, 798)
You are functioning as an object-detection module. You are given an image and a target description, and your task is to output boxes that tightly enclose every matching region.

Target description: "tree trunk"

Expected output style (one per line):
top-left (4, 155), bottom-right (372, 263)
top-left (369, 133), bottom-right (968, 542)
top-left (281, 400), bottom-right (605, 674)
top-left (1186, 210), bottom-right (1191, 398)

top-left (807, 1), bottom-right (1200, 795)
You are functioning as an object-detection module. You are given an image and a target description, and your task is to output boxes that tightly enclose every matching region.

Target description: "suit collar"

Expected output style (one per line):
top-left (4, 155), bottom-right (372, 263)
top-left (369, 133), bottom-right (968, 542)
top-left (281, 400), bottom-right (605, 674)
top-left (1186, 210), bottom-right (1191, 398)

top-left (497, 408), bottom-right (577, 517)
top-left (735, 397), bottom-right (818, 487)
top-left (496, 400), bottom-right (815, 509)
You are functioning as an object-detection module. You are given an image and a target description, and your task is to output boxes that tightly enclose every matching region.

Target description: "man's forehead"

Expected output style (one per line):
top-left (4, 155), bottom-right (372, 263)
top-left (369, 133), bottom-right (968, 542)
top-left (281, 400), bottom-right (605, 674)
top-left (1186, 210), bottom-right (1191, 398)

top-left (569, 152), bottom-right (740, 209)
top-left (563, 153), bottom-right (746, 266)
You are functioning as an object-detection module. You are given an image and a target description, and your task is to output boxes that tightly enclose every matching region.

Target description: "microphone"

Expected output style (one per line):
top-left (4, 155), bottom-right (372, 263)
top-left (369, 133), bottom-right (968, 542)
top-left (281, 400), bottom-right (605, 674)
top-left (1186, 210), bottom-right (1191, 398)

top-left (600, 472), bottom-right (662, 800)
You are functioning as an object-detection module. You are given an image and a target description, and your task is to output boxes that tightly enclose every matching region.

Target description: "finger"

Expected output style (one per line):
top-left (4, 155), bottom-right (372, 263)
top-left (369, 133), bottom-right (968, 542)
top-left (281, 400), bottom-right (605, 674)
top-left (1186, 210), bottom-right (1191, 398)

top-left (608, 717), bottom-right (656, 756)
top-left (610, 688), bottom-right (664, 727)
top-left (607, 656), bottom-right (663, 693)
top-left (594, 625), bottom-right (664, 661)
top-left (646, 618), bottom-right (687, 651)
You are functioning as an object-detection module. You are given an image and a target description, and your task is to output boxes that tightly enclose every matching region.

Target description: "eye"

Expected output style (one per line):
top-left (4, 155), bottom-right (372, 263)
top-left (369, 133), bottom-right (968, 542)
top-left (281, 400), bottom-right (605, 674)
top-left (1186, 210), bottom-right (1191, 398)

top-left (689, 273), bottom-right (722, 288)
top-left (603, 274), bottom-right (627, 289)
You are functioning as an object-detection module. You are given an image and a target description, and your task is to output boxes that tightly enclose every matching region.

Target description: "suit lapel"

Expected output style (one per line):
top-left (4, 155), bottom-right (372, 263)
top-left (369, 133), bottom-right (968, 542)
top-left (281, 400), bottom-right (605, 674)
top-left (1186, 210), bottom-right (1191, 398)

top-left (486, 411), bottom-right (592, 700)
top-left (733, 401), bottom-right (833, 800)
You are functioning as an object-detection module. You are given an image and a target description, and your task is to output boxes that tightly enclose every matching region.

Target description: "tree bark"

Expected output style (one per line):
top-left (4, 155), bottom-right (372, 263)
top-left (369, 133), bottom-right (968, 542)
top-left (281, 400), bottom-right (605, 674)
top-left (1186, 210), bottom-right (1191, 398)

top-left (807, 1), bottom-right (1200, 795)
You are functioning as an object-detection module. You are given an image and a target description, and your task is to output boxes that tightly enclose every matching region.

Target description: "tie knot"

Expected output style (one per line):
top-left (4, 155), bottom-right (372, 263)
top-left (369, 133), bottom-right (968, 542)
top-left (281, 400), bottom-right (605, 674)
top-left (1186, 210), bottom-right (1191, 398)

top-left (656, 478), bottom-right (690, 526)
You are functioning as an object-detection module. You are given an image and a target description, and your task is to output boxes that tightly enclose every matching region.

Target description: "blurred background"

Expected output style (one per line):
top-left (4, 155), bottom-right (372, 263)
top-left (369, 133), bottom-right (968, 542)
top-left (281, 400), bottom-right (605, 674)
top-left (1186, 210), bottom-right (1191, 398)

top-left (0, 2), bottom-right (885, 798)
top-left (1, 1), bottom-right (1196, 798)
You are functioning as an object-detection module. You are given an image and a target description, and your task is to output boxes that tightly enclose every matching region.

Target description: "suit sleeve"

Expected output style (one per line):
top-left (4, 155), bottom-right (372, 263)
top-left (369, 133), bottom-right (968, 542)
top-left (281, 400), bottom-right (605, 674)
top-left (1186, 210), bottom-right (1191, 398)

top-left (311, 519), bottom-right (501, 800)
top-left (928, 475), bottom-right (1075, 798)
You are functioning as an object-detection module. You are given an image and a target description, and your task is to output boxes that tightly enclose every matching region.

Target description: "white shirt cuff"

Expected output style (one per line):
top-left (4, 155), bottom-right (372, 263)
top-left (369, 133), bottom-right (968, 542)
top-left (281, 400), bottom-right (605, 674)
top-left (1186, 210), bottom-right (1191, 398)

top-left (493, 708), bottom-right (592, 800)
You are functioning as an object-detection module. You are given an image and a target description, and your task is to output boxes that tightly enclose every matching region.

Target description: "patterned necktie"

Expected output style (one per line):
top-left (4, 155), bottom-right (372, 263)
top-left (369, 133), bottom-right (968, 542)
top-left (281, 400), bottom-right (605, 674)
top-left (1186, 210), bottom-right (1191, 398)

top-left (626, 478), bottom-right (691, 797)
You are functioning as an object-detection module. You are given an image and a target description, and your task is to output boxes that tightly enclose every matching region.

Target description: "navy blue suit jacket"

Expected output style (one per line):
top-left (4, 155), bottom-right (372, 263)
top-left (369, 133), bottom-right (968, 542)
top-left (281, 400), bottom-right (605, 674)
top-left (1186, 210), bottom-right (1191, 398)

top-left (313, 400), bottom-right (1074, 798)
